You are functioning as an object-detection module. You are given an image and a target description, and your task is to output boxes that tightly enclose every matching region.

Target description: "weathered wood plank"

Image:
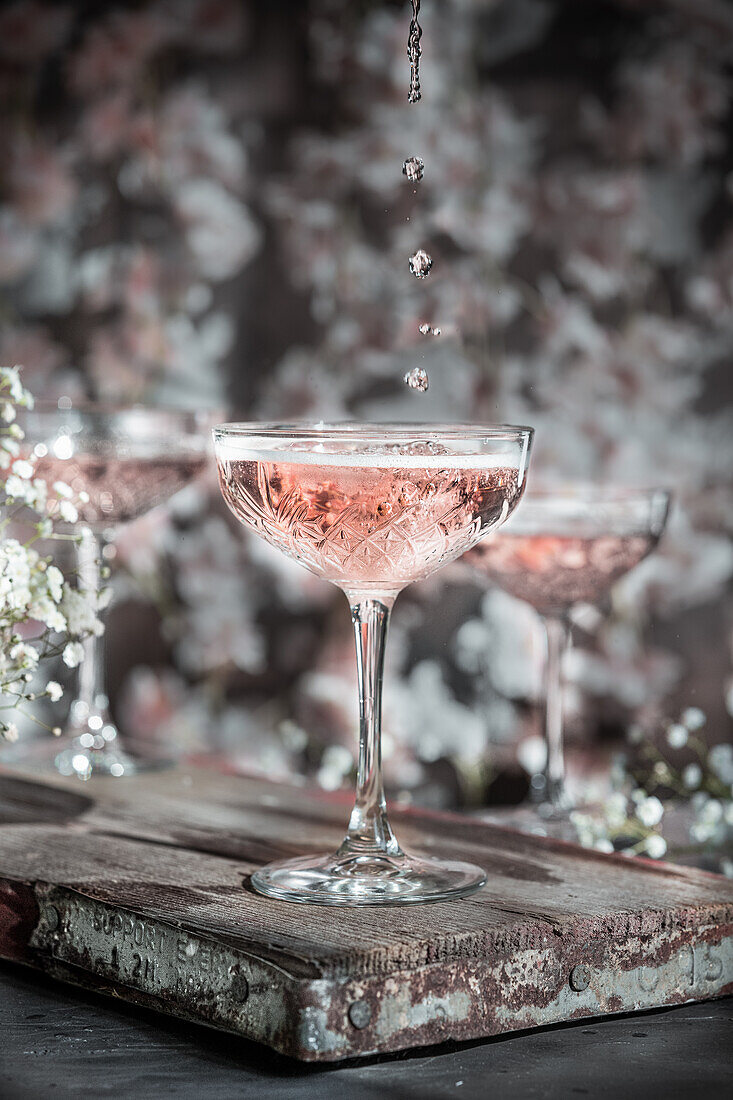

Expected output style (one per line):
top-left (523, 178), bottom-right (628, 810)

top-left (0, 766), bottom-right (732, 1060)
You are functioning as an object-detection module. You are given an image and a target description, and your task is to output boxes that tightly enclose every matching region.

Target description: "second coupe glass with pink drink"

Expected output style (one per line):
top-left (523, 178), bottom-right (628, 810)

top-left (22, 403), bottom-right (211, 779)
top-left (214, 421), bottom-right (533, 906)
top-left (465, 486), bottom-right (670, 817)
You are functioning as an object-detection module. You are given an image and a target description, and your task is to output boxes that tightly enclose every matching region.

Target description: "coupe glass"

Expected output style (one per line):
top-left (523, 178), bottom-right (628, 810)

top-left (465, 487), bottom-right (670, 817)
top-left (214, 421), bottom-right (533, 906)
top-left (20, 404), bottom-right (211, 779)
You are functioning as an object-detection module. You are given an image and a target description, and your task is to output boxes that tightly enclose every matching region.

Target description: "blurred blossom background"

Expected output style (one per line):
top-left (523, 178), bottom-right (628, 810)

top-left (2, 0), bottom-right (733, 820)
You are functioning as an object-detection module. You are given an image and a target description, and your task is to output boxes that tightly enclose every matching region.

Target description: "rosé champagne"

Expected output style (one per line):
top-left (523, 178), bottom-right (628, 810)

top-left (466, 532), bottom-right (657, 616)
top-left (217, 443), bottom-right (526, 594)
top-left (34, 453), bottom-right (206, 528)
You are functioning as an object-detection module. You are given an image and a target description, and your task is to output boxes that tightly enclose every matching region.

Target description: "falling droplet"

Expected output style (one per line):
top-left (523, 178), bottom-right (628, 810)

top-left (404, 367), bottom-right (429, 392)
top-left (403, 156), bottom-right (424, 183)
top-left (409, 249), bottom-right (432, 279)
top-left (418, 323), bottom-right (441, 336)
top-left (407, 0), bottom-right (422, 103)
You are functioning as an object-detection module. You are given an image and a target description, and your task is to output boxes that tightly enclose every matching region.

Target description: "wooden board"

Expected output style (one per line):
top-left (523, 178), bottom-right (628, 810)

top-left (0, 765), bottom-right (732, 1061)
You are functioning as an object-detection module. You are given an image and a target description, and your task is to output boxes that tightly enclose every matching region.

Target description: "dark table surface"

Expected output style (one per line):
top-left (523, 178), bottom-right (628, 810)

top-left (1, 965), bottom-right (731, 1100)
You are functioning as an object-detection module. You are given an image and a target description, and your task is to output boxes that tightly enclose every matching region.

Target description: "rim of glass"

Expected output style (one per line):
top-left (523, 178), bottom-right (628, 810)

top-left (518, 484), bottom-right (671, 504)
top-left (213, 420), bottom-right (534, 441)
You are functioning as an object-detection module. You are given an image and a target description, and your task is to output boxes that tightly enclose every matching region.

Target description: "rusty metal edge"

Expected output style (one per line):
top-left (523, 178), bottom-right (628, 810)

top-left (6, 881), bottom-right (730, 1061)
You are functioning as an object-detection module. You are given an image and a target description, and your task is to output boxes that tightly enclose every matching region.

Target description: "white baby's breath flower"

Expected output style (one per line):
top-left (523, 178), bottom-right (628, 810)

top-left (62, 641), bottom-right (85, 668)
top-left (644, 834), bottom-right (667, 859)
top-left (699, 798), bottom-right (723, 826)
top-left (1, 366), bottom-right (26, 404)
top-left (666, 723), bottom-right (688, 749)
top-left (2, 722), bottom-right (19, 743)
top-left (1, 437), bottom-right (20, 457)
top-left (4, 473), bottom-right (32, 501)
top-left (636, 795), bottom-right (664, 827)
top-left (9, 642), bottom-right (39, 669)
top-left (708, 744), bottom-right (733, 786)
top-left (53, 481), bottom-right (73, 499)
top-left (61, 586), bottom-right (103, 636)
top-left (12, 459), bottom-right (34, 479)
top-left (58, 499), bottom-right (78, 524)
top-left (45, 565), bottom-right (64, 602)
top-left (683, 762), bottom-right (702, 789)
top-left (1, 366), bottom-right (100, 740)
top-left (316, 743), bottom-right (354, 790)
top-left (30, 597), bottom-right (67, 633)
top-left (681, 707), bottom-right (706, 731)
top-left (97, 586), bottom-right (114, 611)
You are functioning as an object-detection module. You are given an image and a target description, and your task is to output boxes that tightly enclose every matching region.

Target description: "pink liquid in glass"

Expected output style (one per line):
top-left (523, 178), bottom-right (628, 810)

top-left (218, 453), bottom-right (523, 593)
top-left (35, 453), bottom-right (206, 528)
top-left (466, 533), bottom-right (656, 615)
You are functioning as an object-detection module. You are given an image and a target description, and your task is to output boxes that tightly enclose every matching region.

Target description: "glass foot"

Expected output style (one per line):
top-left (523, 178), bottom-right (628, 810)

top-left (480, 802), bottom-right (580, 842)
top-left (2, 735), bottom-right (171, 780)
top-left (251, 849), bottom-right (487, 907)
top-left (54, 741), bottom-right (171, 780)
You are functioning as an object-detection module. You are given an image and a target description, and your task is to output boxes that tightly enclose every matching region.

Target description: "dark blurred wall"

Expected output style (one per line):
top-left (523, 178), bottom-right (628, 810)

top-left (2, 0), bottom-right (732, 801)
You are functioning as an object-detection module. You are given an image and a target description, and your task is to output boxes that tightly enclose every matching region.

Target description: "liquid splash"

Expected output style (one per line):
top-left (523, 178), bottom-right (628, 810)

top-left (403, 156), bottom-right (424, 183)
top-left (404, 367), bottom-right (429, 392)
top-left (409, 249), bottom-right (432, 279)
top-left (407, 0), bottom-right (422, 103)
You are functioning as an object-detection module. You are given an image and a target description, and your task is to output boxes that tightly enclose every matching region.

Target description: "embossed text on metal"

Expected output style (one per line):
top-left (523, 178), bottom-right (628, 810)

top-left (31, 886), bottom-right (252, 1018)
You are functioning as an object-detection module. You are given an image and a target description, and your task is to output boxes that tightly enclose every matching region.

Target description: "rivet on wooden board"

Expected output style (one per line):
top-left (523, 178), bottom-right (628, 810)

top-left (348, 1000), bottom-right (372, 1029)
top-left (42, 906), bottom-right (60, 932)
top-left (569, 964), bottom-right (591, 992)
top-left (228, 965), bottom-right (249, 1004)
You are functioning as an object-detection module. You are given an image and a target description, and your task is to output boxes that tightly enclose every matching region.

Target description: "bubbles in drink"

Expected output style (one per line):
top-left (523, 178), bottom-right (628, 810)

top-left (418, 322), bottom-right (440, 336)
top-left (403, 156), bottom-right (424, 183)
top-left (404, 367), bottom-right (429, 392)
top-left (400, 440), bottom-right (449, 456)
top-left (407, 0), bottom-right (422, 103)
top-left (409, 249), bottom-right (432, 279)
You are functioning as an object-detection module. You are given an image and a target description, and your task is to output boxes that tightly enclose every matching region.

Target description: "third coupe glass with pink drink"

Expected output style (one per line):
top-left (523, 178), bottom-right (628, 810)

top-left (465, 487), bottom-right (670, 817)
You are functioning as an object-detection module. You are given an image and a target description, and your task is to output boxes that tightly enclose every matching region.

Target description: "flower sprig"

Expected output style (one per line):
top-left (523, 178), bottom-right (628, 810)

top-left (0, 366), bottom-right (104, 743)
top-left (571, 706), bottom-right (733, 872)
top-left (571, 789), bottom-right (668, 860)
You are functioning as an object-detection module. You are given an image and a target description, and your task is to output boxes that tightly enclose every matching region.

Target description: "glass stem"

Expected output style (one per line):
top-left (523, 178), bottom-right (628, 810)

top-left (338, 595), bottom-right (402, 860)
top-left (72, 529), bottom-right (113, 732)
top-left (541, 615), bottom-right (570, 810)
